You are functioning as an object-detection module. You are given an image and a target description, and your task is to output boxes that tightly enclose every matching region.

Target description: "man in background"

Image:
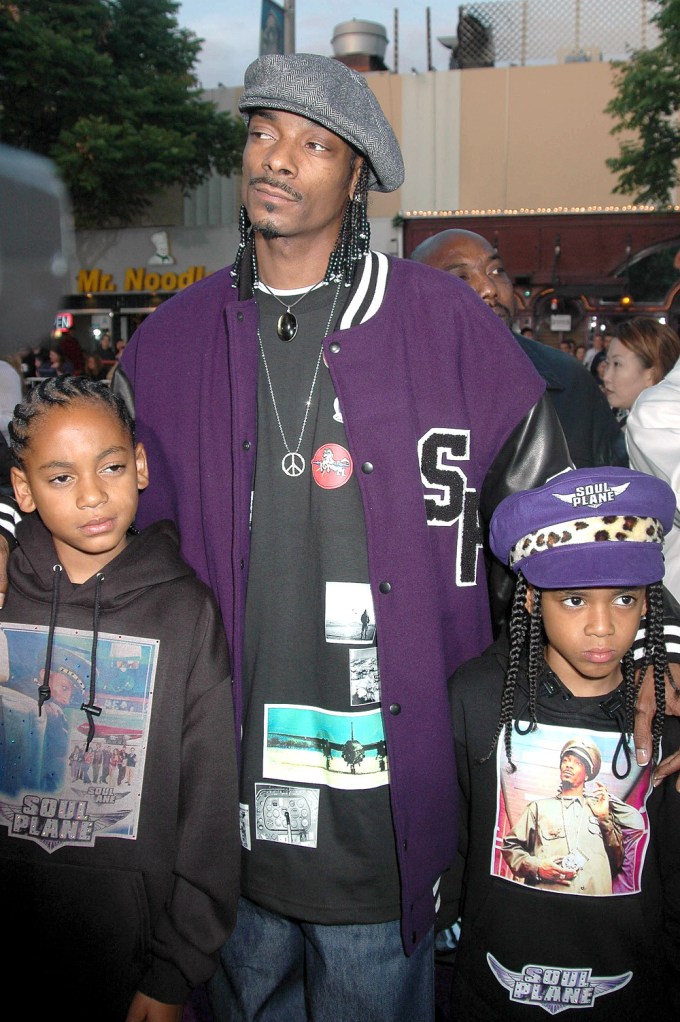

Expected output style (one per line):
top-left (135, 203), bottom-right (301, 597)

top-left (410, 229), bottom-right (628, 469)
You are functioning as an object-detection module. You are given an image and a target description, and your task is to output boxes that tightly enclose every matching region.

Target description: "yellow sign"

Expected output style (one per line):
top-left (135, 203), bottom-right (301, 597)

top-left (77, 266), bottom-right (208, 294)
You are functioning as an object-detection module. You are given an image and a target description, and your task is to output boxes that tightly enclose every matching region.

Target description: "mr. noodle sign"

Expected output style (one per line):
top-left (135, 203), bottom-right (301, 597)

top-left (77, 266), bottom-right (208, 294)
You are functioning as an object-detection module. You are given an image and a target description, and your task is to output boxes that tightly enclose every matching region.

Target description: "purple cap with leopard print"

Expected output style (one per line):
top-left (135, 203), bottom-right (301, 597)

top-left (489, 467), bottom-right (675, 588)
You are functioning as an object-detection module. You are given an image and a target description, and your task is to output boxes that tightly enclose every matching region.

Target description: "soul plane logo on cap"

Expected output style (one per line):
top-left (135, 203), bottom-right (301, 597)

top-left (552, 481), bottom-right (630, 511)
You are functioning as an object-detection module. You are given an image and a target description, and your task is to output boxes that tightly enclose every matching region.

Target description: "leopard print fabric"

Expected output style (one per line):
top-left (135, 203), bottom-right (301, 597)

top-left (509, 515), bottom-right (664, 570)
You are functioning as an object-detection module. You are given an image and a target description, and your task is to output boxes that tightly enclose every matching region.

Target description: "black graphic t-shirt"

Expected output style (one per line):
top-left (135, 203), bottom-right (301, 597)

top-left (446, 646), bottom-right (680, 1019)
top-left (240, 284), bottom-right (400, 924)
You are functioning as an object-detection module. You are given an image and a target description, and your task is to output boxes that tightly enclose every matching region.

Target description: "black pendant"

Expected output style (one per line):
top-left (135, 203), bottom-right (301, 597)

top-left (277, 311), bottom-right (298, 342)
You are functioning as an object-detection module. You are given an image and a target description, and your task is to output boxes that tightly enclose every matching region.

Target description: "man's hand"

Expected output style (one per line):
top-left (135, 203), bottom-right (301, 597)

top-left (589, 781), bottom-right (611, 819)
top-left (125, 991), bottom-right (183, 1022)
top-left (634, 663), bottom-right (680, 792)
top-left (538, 859), bottom-right (575, 885)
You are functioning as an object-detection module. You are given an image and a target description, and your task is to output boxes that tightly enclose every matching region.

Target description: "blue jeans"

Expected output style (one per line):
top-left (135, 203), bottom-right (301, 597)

top-left (207, 896), bottom-right (435, 1022)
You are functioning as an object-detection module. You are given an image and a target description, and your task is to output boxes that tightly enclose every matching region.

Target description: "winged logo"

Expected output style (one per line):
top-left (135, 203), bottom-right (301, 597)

top-left (0, 798), bottom-right (131, 853)
top-left (552, 482), bottom-right (630, 510)
top-left (487, 953), bottom-right (632, 1014)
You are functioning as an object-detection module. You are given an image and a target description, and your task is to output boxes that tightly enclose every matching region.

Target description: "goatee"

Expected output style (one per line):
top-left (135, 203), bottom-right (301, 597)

top-left (252, 221), bottom-right (281, 241)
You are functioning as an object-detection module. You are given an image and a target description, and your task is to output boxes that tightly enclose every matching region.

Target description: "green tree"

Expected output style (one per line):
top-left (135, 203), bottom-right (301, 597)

top-left (0, 0), bottom-right (246, 227)
top-left (606, 0), bottom-right (680, 208)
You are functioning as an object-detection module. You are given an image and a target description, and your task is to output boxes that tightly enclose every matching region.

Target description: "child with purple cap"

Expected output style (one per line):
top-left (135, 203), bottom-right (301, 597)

top-left (440, 466), bottom-right (680, 1020)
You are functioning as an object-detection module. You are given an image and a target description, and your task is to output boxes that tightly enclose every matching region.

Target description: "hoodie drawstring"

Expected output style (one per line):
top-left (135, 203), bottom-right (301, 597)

top-left (38, 564), bottom-right (63, 713)
top-left (80, 572), bottom-right (104, 752)
top-left (39, 564), bottom-right (103, 753)
top-left (601, 690), bottom-right (632, 780)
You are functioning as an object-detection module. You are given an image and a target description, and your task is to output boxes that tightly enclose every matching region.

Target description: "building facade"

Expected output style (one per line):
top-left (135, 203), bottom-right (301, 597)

top-left (59, 7), bottom-right (680, 351)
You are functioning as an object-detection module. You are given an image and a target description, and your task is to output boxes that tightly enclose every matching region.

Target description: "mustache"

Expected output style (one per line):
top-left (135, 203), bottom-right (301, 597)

top-left (249, 176), bottom-right (303, 202)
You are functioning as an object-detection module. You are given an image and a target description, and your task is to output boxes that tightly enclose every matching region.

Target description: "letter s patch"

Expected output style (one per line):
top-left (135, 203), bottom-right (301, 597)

top-left (418, 428), bottom-right (483, 586)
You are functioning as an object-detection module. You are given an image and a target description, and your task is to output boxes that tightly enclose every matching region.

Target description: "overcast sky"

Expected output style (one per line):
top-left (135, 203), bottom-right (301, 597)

top-left (177, 2), bottom-right (464, 88)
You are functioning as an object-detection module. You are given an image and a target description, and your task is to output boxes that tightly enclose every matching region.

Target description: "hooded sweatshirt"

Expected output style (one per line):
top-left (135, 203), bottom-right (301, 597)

top-left (443, 637), bottom-right (680, 1020)
top-left (0, 515), bottom-right (239, 1019)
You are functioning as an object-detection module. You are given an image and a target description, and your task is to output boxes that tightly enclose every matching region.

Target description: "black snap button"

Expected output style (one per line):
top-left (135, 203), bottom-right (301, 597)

top-left (329, 342), bottom-right (341, 354)
top-left (243, 440), bottom-right (251, 450)
top-left (389, 703), bottom-right (401, 715)
top-left (379, 581), bottom-right (391, 594)
top-left (361, 462), bottom-right (374, 474)
top-left (237, 312), bottom-right (244, 321)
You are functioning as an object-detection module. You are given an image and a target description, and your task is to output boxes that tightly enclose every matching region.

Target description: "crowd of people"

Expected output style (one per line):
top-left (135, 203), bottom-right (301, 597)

top-left (13, 330), bottom-right (126, 383)
top-left (0, 52), bottom-right (678, 1022)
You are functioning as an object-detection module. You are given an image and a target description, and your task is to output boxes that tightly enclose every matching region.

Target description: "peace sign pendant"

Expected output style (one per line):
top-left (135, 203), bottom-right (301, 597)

top-left (282, 452), bottom-right (305, 477)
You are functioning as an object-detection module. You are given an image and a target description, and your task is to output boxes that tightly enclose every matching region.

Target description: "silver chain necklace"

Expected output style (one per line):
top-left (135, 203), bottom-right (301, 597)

top-left (257, 278), bottom-right (326, 342)
top-left (258, 281), bottom-right (342, 477)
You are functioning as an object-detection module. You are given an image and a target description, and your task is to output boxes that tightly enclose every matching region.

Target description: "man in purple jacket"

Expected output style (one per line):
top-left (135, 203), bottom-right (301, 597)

top-left (115, 53), bottom-right (568, 1020)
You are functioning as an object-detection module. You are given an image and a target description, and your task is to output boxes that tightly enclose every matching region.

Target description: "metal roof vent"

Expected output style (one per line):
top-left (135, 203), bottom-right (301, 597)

top-left (331, 19), bottom-right (388, 62)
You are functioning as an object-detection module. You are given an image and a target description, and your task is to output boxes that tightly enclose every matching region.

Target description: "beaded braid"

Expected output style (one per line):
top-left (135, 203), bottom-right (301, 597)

top-left (230, 204), bottom-right (252, 288)
top-left (232, 158), bottom-right (372, 291)
top-left (326, 159), bottom-right (371, 286)
top-left (9, 376), bottom-right (135, 468)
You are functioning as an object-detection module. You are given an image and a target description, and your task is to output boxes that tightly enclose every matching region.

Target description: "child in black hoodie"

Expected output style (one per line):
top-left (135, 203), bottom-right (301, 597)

top-left (443, 466), bottom-right (680, 1020)
top-left (0, 377), bottom-right (239, 1022)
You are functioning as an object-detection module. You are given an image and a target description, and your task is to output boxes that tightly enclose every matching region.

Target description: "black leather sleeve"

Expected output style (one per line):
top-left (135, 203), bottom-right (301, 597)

top-left (110, 364), bottom-right (135, 420)
top-left (480, 394), bottom-right (573, 636)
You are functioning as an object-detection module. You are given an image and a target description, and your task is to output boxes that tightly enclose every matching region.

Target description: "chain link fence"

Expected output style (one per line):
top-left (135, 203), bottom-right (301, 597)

top-left (445, 0), bottom-right (661, 68)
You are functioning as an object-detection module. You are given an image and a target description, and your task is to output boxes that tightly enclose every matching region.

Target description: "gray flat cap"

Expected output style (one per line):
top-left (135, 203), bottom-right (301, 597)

top-left (239, 53), bottom-right (404, 193)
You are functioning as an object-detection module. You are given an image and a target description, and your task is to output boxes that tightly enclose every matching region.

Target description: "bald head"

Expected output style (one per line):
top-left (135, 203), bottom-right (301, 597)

top-left (410, 229), bottom-right (516, 328)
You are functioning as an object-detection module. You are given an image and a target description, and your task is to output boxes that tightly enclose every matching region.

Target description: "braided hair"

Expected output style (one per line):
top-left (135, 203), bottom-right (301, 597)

top-left (481, 574), bottom-right (670, 773)
top-left (326, 159), bottom-right (371, 286)
top-left (231, 156), bottom-right (372, 290)
top-left (9, 376), bottom-right (135, 468)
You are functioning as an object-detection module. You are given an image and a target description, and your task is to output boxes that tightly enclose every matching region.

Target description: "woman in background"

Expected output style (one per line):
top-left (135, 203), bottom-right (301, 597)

top-left (83, 353), bottom-right (109, 382)
top-left (603, 317), bottom-right (680, 428)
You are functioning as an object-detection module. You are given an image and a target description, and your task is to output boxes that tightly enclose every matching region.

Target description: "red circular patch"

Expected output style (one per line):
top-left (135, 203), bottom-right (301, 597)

top-left (311, 443), bottom-right (353, 489)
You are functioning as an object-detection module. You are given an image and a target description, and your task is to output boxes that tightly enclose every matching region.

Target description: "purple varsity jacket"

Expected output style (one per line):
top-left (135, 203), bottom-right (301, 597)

top-left (120, 254), bottom-right (560, 951)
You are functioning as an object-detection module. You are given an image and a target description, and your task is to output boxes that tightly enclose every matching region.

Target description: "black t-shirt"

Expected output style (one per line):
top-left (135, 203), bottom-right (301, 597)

top-left (240, 282), bottom-right (400, 924)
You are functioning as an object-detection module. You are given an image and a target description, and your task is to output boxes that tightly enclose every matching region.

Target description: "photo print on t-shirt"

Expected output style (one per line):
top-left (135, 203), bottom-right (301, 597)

top-left (254, 782), bottom-right (320, 848)
top-left (349, 647), bottom-right (381, 705)
top-left (492, 722), bottom-right (652, 898)
top-left (263, 703), bottom-right (388, 790)
top-left (239, 802), bottom-right (251, 850)
top-left (325, 581), bottom-right (375, 644)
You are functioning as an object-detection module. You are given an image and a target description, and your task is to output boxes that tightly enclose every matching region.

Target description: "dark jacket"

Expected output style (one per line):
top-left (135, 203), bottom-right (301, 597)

top-left (516, 333), bottom-right (628, 468)
top-left (444, 639), bottom-right (680, 1019)
top-left (0, 515), bottom-right (239, 1018)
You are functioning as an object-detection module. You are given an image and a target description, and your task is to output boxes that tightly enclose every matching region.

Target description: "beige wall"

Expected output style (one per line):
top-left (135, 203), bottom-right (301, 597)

top-left (398, 71), bottom-right (462, 214)
top-left (360, 60), bottom-right (657, 221)
top-left (363, 71), bottom-right (404, 222)
top-left (128, 61), bottom-right (679, 237)
top-left (457, 62), bottom-right (636, 212)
